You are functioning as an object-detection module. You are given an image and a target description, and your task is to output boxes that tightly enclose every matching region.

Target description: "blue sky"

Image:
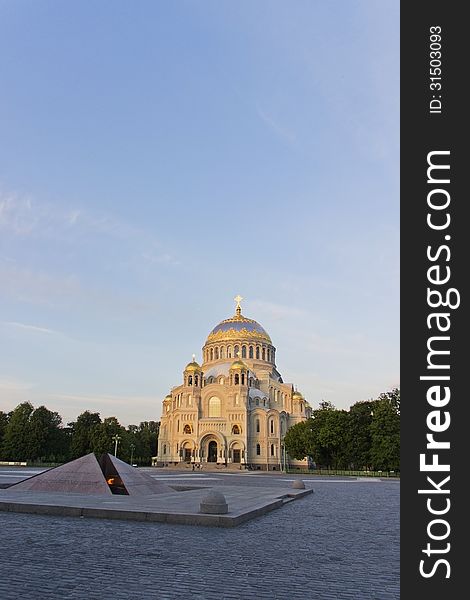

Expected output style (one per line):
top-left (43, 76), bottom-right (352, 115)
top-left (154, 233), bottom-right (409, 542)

top-left (0, 1), bottom-right (399, 426)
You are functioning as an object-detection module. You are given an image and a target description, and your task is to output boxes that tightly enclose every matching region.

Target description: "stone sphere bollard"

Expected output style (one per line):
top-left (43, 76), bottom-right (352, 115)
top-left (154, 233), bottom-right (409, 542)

top-left (199, 490), bottom-right (228, 514)
top-left (291, 479), bottom-right (306, 489)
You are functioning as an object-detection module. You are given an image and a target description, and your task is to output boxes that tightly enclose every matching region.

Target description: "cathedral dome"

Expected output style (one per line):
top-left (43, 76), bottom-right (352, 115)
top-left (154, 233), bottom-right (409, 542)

top-left (206, 298), bottom-right (272, 344)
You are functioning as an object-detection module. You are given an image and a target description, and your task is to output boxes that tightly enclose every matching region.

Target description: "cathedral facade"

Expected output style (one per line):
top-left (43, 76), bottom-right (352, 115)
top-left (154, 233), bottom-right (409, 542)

top-left (156, 298), bottom-right (311, 470)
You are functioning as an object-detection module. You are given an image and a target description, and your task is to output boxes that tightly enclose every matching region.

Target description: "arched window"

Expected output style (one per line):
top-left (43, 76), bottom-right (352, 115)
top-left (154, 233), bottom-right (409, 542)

top-left (270, 419), bottom-right (274, 434)
top-left (242, 345), bottom-right (247, 358)
top-left (256, 347), bottom-right (260, 359)
top-left (227, 346), bottom-right (232, 358)
top-left (232, 424), bottom-right (240, 434)
top-left (256, 444), bottom-right (261, 456)
top-left (183, 424), bottom-right (192, 434)
top-left (271, 444), bottom-right (275, 456)
top-left (215, 347), bottom-right (219, 360)
top-left (262, 348), bottom-right (266, 360)
top-left (234, 374), bottom-right (240, 385)
top-left (267, 349), bottom-right (270, 362)
top-left (256, 418), bottom-right (260, 433)
top-left (256, 398), bottom-right (259, 406)
top-left (163, 444), bottom-right (167, 455)
top-left (210, 348), bottom-right (214, 361)
top-left (220, 346), bottom-right (224, 359)
top-left (208, 396), bottom-right (221, 418)
top-left (195, 375), bottom-right (198, 386)
top-left (234, 345), bottom-right (239, 357)
top-left (249, 346), bottom-right (254, 358)
top-left (188, 375), bottom-right (193, 386)
top-left (177, 420), bottom-right (180, 432)
top-left (241, 374), bottom-right (245, 385)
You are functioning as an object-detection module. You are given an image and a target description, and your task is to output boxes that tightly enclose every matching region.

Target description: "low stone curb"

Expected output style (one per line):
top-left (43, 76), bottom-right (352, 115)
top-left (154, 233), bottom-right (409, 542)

top-left (0, 487), bottom-right (312, 528)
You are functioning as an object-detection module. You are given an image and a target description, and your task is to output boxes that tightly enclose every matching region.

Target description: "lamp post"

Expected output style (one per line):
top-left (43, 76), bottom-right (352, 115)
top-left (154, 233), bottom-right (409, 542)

top-left (112, 434), bottom-right (121, 457)
top-left (130, 443), bottom-right (135, 465)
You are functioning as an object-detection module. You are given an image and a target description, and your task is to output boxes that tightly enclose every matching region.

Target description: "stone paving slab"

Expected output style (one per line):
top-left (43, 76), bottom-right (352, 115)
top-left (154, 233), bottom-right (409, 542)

top-left (0, 484), bottom-right (312, 527)
top-left (0, 480), bottom-right (399, 599)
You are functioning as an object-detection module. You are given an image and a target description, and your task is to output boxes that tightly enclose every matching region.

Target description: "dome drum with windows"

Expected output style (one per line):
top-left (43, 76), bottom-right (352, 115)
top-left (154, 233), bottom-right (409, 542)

top-left (156, 296), bottom-right (311, 471)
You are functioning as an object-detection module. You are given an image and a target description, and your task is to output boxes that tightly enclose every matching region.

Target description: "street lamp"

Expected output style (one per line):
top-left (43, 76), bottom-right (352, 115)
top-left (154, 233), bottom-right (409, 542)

top-left (130, 443), bottom-right (135, 465)
top-left (112, 434), bottom-right (121, 457)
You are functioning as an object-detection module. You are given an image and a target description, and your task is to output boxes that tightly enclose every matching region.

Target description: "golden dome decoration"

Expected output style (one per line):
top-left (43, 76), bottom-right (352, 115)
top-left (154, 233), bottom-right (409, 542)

top-left (206, 296), bottom-right (272, 344)
top-left (230, 357), bottom-right (247, 370)
top-left (185, 354), bottom-right (201, 372)
top-left (292, 389), bottom-right (304, 400)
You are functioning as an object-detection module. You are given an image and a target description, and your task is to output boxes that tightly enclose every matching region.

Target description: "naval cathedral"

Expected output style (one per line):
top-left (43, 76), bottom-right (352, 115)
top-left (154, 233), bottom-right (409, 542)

top-left (156, 297), bottom-right (312, 470)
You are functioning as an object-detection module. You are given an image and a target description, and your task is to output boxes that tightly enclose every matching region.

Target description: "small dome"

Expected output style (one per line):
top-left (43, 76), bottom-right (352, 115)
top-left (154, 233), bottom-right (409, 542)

top-left (230, 358), bottom-right (247, 370)
top-left (292, 390), bottom-right (304, 400)
top-left (185, 360), bottom-right (201, 372)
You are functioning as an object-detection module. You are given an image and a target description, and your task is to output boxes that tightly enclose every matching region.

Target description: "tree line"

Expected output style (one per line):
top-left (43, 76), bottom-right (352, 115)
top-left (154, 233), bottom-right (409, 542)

top-left (284, 389), bottom-right (400, 471)
top-left (0, 402), bottom-right (159, 466)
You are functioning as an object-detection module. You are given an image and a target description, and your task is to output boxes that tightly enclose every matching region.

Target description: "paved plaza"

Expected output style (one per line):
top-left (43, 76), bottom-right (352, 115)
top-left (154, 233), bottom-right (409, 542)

top-left (0, 469), bottom-right (399, 599)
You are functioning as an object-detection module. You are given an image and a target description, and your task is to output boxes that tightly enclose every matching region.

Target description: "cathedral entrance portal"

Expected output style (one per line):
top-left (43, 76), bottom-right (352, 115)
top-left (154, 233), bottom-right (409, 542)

top-left (208, 441), bottom-right (218, 462)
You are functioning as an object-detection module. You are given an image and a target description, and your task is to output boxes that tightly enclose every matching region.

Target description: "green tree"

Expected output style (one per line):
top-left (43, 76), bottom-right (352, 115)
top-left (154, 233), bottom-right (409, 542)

top-left (0, 410), bottom-right (9, 454)
top-left (91, 416), bottom-right (126, 456)
top-left (1, 402), bottom-right (35, 460)
top-left (378, 387), bottom-right (400, 415)
top-left (284, 406), bottom-right (349, 469)
top-left (283, 420), bottom-right (316, 460)
top-left (313, 407), bottom-right (350, 469)
top-left (346, 400), bottom-right (375, 469)
top-left (28, 405), bottom-right (67, 461)
top-left (370, 389), bottom-right (400, 471)
top-left (69, 411), bottom-right (102, 458)
top-left (122, 421), bottom-right (159, 465)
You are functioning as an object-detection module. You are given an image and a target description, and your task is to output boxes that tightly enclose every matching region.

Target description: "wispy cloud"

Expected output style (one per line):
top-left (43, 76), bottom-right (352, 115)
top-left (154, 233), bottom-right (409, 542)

top-left (141, 252), bottom-right (180, 266)
top-left (0, 189), bottom-right (139, 241)
top-left (0, 377), bottom-right (34, 393)
top-left (3, 321), bottom-right (57, 335)
top-left (256, 107), bottom-right (296, 145)
top-left (0, 191), bottom-right (36, 235)
top-left (0, 260), bottom-right (81, 307)
top-left (0, 188), bottom-right (180, 281)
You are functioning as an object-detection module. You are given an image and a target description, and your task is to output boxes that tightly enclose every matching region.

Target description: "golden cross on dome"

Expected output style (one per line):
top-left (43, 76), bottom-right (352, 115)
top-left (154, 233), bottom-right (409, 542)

top-left (234, 294), bottom-right (243, 315)
top-left (192, 354), bottom-right (196, 363)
